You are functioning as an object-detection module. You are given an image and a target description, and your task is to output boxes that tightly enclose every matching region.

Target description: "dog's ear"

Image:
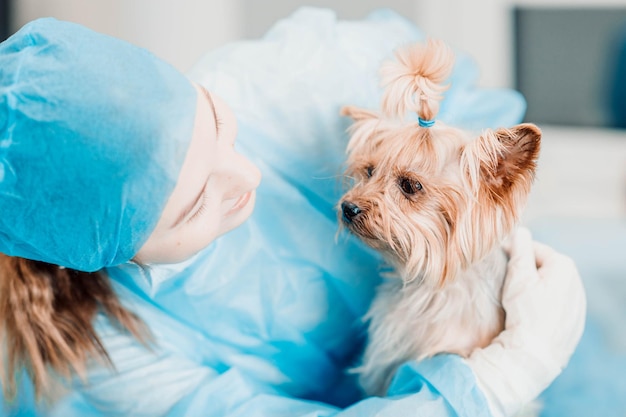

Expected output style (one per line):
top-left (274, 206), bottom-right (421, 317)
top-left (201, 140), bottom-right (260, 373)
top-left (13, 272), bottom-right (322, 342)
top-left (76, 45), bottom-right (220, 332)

top-left (452, 123), bottom-right (540, 270)
top-left (340, 105), bottom-right (379, 121)
top-left (342, 105), bottom-right (385, 156)
top-left (472, 123), bottom-right (541, 202)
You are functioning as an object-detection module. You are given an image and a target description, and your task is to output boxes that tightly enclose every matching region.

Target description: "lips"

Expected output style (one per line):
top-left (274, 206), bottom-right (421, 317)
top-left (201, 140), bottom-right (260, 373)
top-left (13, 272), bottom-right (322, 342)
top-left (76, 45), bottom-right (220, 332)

top-left (226, 191), bottom-right (252, 216)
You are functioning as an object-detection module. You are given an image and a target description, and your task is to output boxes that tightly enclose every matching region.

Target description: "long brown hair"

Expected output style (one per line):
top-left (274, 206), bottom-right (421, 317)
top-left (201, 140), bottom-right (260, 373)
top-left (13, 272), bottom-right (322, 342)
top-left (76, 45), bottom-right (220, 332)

top-left (0, 255), bottom-right (149, 399)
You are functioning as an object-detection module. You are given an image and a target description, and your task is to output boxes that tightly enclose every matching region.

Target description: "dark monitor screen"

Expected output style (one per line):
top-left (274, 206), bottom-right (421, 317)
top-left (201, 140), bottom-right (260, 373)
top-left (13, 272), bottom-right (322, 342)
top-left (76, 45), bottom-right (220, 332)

top-left (515, 7), bottom-right (626, 128)
top-left (0, 0), bottom-right (11, 42)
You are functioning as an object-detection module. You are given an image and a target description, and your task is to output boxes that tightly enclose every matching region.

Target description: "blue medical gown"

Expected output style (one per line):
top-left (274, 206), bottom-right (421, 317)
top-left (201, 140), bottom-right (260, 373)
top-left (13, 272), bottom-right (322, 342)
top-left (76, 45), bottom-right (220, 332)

top-left (3, 8), bottom-right (526, 417)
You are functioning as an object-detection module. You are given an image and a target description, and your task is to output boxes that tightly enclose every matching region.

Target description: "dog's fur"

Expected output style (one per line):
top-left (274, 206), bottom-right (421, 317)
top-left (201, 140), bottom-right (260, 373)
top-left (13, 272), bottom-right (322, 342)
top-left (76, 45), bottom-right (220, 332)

top-left (339, 39), bottom-right (541, 396)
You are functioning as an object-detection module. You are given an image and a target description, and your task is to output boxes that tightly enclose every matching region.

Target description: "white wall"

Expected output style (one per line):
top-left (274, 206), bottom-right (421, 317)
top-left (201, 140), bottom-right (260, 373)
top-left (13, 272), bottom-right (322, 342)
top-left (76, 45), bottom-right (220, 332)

top-left (8, 0), bottom-right (521, 87)
top-left (237, 0), bottom-right (416, 38)
top-left (14, 0), bottom-right (626, 86)
top-left (12, 0), bottom-right (243, 73)
top-left (11, 0), bottom-right (514, 85)
top-left (413, 0), bottom-right (513, 88)
top-left (12, 0), bottom-right (416, 73)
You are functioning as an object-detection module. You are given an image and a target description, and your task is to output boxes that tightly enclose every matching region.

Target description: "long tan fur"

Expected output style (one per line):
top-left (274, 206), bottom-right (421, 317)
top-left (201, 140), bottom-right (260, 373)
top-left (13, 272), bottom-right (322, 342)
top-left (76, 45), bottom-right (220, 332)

top-left (380, 38), bottom-right (454, 121)
top-left (339, 39), bottom-right (541, 398)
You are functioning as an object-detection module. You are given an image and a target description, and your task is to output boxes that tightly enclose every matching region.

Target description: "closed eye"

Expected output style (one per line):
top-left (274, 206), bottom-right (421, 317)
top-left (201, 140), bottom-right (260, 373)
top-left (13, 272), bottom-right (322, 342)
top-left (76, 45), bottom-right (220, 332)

top-left (187, 190), bottom-right (208, 223)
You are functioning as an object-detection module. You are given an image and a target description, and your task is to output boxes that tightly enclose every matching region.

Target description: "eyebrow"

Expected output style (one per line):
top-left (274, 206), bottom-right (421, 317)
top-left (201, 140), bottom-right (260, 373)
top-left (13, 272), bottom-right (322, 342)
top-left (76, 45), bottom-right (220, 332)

top-left (199, 85), bottom-right (220, 139)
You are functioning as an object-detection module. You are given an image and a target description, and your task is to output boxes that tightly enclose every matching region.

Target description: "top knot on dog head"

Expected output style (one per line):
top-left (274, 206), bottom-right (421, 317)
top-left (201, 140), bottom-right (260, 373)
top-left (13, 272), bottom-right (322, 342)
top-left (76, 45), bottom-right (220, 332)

top-left (380, 39), bottom-right (455, 124)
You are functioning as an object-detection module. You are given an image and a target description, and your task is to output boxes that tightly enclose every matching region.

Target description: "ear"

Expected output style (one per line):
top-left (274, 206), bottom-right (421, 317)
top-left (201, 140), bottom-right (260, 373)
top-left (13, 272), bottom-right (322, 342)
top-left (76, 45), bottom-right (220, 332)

top-left (340, 105), bottom-right (379, 121)
top-left (477, 123), bottom-right (541, 200)
top-left (341, 105), bottom-right (385, 156)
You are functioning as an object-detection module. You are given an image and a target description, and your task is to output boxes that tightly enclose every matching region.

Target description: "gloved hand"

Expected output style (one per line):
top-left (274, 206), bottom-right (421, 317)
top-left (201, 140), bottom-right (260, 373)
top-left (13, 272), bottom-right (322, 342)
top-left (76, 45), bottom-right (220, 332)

top-left (466, 227), bottom-right (586, 417)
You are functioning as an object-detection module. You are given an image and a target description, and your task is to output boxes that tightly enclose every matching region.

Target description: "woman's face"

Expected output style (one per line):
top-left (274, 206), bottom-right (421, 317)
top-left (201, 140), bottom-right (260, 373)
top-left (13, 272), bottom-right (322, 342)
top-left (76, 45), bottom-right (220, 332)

top-left (135, 84), bottom-right (261, 264)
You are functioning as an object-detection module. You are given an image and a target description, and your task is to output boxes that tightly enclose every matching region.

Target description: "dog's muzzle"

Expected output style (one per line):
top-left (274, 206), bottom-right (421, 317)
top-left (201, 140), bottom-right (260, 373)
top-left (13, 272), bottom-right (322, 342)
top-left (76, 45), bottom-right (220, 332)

top-left (341, 201), bottom-right (362, 224)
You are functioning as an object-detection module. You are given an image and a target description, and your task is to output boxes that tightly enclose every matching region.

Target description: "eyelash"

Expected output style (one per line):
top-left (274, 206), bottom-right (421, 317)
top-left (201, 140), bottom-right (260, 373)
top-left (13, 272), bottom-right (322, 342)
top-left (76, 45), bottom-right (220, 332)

top-left (215, 115), bottom-right (223, 137)
top-left (187, 192), bottom-right (208, 223)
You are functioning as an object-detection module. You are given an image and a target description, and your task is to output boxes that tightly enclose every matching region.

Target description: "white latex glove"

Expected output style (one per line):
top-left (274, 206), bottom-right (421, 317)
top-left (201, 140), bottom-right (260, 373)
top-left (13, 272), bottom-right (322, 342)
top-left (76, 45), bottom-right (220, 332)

top-left (467, 227), bottom-right (586, 417)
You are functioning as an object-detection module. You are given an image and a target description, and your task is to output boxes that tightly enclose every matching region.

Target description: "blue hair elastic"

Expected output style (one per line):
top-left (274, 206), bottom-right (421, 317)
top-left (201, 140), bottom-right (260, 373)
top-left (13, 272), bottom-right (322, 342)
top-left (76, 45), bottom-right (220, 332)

top-left (418, 117), bottom-right (435, 128)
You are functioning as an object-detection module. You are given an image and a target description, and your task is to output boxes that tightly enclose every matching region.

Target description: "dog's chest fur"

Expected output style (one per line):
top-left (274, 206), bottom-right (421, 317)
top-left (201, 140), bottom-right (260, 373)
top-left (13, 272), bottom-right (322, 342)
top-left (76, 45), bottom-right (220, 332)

top-left (358, 247), bottom-right (508, 396)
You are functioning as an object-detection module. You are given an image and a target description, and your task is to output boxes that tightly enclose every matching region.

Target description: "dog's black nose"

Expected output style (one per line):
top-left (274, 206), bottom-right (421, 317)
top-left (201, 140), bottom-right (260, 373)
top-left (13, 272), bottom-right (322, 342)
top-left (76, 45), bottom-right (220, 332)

top-left (341, 201), bottom-right (362, 223)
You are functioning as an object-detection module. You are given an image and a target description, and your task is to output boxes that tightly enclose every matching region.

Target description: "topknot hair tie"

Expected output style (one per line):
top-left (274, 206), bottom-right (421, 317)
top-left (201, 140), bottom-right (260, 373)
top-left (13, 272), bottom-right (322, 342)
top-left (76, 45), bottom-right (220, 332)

top-left (418, 117), bottom-right (435, 128)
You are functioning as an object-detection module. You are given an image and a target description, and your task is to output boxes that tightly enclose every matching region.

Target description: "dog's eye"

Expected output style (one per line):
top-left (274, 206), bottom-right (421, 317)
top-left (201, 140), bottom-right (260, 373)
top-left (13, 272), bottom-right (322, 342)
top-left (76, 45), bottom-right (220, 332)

top-left (399, 178), bottom-right (423, 195)
top-left (366, 166), bottom-right (374, 178)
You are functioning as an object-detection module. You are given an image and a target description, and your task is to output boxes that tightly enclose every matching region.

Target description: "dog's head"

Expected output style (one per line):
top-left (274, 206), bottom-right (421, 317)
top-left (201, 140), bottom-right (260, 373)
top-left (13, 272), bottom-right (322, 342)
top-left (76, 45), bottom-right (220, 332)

top-left (339, 40), bottom-right (541, 287)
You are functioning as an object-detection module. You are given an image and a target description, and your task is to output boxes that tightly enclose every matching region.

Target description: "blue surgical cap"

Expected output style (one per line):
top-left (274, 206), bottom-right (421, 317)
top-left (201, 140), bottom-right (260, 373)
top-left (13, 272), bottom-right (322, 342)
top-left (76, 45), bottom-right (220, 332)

top-left (0, 18), bottom-right (197, 272)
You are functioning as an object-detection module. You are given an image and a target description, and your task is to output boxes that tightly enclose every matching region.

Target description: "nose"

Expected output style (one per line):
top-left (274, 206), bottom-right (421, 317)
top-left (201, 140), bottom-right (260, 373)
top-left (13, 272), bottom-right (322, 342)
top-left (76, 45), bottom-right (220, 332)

top-left (341, 201), bottom-right (362, 223)
top-left (218, 148), bottom-right (262, 196)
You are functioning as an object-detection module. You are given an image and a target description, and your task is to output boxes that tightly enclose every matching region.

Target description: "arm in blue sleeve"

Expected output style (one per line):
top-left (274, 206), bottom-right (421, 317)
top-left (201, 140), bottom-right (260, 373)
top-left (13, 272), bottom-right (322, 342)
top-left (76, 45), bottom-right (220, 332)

top-left (169, 355), bottom-right (492, 417)
top-left (45, 319), bottom-right (491, 417)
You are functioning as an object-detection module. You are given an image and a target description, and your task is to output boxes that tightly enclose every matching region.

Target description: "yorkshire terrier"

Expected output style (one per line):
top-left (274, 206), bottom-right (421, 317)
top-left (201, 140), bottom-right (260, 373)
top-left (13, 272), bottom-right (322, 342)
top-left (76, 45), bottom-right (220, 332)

top-left (339, 39), bottom-right (541, 397)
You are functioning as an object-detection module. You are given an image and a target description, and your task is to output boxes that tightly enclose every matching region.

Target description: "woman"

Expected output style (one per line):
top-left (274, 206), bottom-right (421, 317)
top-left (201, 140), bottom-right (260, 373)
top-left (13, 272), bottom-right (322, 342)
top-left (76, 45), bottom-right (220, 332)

top-left (0, 15), bottom-right (585, 417)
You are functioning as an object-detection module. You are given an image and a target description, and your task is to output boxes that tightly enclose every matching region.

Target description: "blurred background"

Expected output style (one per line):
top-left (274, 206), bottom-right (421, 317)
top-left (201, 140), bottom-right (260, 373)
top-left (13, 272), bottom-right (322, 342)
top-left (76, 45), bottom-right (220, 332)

top-left (2, 0), bottom-right (626, 123)
top-left (1, 0), bottom-right (626, 415)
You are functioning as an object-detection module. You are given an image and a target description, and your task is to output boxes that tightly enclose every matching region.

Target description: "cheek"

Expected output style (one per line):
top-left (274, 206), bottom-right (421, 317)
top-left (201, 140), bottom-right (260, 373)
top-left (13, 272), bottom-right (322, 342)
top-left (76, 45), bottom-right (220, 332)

top-left (197, 198), bottom-right (223, 235)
